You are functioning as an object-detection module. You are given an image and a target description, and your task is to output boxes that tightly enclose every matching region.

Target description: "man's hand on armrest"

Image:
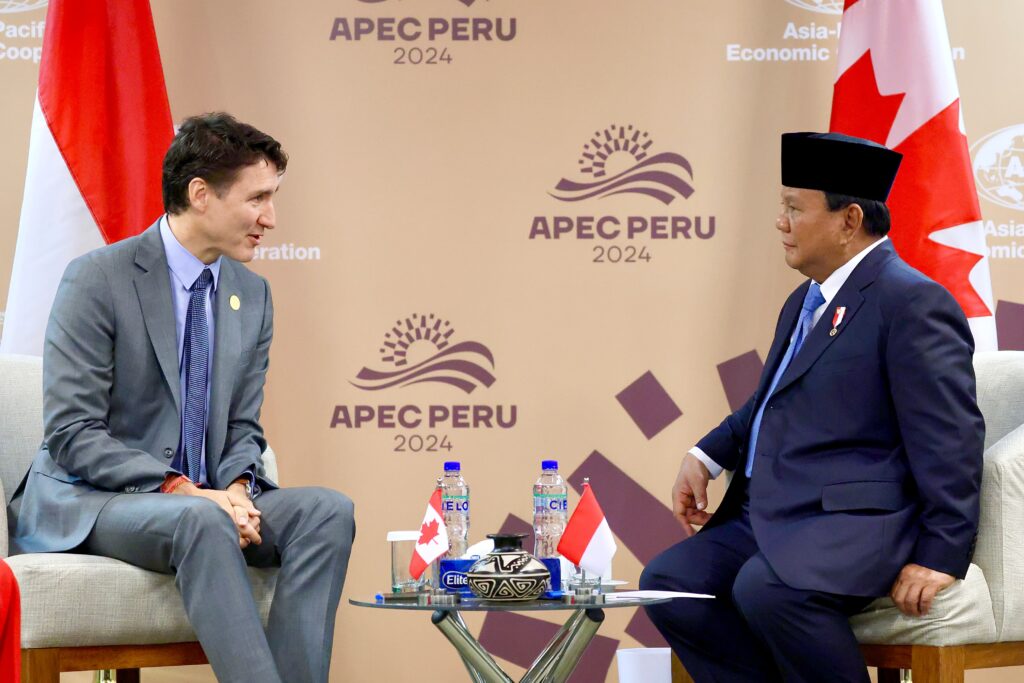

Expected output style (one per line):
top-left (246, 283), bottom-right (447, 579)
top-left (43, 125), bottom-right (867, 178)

top-left (672, 452), bottom-right (712, 538)
top-left (164, 475), bottom-right (262, 548)
top-left (889, 563), bottom-right (955, 617)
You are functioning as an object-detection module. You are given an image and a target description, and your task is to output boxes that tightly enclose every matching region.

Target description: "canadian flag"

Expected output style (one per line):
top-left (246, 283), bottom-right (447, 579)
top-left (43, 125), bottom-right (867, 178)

top-left (829, 0), bottom-right (996, 350)
top-left (557, 482), bottom-right (617, 578)
top-left (409, 488), bottom-right (449, 580)
top-left (0, 0), bottom-right (173, 355)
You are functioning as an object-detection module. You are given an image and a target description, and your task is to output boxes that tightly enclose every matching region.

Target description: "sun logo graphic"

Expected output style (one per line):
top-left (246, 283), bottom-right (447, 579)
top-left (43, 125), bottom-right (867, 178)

top-left (0, 0), bottom-right (47, 13)
top-left (550, 125), bottom-right (695, 206)
top-left (351, 313), bottom-right (496, 394)
top-left (972, 124), bottom-right (1024, 212)
top-left (784, 0), bottom-right (842, 14)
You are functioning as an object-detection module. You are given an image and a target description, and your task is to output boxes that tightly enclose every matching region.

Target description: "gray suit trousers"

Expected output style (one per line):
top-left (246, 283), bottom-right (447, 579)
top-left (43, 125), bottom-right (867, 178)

top-left (80, 486), bottom-right (355, 683)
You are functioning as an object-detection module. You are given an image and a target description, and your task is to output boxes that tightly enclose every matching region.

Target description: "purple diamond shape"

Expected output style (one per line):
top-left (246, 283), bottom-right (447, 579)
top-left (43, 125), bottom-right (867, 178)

top-left (997, 300), bottom-right (1024, 351)
top-left (717, 350), bottom-right (764, 412)
top-left (616, 371), bottom-right (682, 440)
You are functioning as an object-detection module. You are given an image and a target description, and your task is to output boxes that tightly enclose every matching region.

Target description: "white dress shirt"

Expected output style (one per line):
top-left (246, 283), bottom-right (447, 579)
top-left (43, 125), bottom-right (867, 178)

top-left (691, 237), bottom-right (889, 479)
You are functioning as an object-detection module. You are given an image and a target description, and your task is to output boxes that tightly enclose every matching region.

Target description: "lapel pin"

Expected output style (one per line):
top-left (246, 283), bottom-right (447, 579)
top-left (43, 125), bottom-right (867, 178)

top-left (230, 294), bottom-right (241, 311)
top-left (829, 306), bottom-right (846, 337)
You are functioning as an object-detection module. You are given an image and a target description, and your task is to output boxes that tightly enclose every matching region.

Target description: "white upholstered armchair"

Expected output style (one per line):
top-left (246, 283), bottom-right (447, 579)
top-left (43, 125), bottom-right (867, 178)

top-left (0, 353), bottom-right (279, 682)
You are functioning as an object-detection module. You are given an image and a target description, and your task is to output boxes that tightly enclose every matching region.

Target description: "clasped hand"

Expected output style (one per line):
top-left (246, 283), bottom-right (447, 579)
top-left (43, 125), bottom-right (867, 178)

top-left (173, 481), bottom-right (262, 548)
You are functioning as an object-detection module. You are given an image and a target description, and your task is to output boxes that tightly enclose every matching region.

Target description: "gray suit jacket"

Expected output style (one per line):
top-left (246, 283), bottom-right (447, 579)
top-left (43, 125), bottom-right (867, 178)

top-left (8, 222), bottom-right (278, 554)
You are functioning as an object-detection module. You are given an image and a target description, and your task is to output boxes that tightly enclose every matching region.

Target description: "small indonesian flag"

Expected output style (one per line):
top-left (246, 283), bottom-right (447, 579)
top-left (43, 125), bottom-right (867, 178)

top-left (409, 488), bottom-right (449, 580)
top-left (557, 482), bottom-right (617, 578)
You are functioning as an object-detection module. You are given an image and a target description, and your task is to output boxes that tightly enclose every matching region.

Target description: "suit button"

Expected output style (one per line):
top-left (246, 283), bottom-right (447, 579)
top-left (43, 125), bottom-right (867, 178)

top-left (163, 448), bottom-right (173, 458)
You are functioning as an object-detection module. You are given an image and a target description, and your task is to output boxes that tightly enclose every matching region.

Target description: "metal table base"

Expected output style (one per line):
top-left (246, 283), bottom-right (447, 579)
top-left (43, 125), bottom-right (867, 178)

top-left (432, 607), bottom-right (605, 683)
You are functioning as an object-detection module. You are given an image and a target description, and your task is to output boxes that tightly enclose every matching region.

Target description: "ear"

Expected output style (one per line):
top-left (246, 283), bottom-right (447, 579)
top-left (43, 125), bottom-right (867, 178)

top-left (187, 177), bottom-right (210, 213)
top-left (842, 202), bottom-right (865, 242)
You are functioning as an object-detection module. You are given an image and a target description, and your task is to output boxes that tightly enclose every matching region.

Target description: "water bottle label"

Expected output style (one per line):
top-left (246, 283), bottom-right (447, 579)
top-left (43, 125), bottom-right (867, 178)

top-left (533, 494), bottom-right (568, 512)
top-left (441, 495), bottom-right (469, 512)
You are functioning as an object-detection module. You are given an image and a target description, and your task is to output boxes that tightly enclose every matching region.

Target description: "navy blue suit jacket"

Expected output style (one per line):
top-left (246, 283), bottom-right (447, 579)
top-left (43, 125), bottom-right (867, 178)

top-left (698, 240), bottom-right (984, 597)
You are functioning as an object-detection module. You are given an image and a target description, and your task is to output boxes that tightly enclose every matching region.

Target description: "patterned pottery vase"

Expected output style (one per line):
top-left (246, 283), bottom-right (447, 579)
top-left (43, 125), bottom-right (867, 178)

top-left (466, 533), bottom-right (550, 601)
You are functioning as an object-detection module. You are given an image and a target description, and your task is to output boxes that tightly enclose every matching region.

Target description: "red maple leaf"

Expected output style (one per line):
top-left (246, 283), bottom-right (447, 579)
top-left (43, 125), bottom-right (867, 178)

top-left (418, 519), bottom-right (441, 546)
top-left (830, 51), bottom-right (990, 318)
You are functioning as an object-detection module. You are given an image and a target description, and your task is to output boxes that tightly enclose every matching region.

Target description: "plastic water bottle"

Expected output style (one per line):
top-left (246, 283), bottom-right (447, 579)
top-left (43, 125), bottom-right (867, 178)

top-left (441, 461), bottom-right (469, 558)
top-left (533, 460), bottom-right (568, 558)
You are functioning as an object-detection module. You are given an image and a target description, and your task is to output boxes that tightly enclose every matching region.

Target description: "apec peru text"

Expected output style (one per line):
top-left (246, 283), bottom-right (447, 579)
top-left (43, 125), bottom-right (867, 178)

top-left (330, 405), bottom-right (518, 429)
top-left (330, 17), bottom-right (516, 42)
top-left (529, 215), bottom-right (716, 240)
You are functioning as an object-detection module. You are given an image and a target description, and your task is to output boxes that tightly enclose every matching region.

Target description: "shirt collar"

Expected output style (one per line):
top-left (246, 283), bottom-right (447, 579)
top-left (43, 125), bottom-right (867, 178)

top-left (817, 236), bottom-right (888, 305)
top-left (159, 215), bottom-right (221, 292)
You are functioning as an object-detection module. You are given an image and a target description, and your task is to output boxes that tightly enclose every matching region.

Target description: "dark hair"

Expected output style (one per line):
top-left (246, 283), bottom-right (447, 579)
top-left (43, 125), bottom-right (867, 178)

top-left (824, 192), bottom-right (891, 237)
top-left (162, 112), bottom-right (288, 215)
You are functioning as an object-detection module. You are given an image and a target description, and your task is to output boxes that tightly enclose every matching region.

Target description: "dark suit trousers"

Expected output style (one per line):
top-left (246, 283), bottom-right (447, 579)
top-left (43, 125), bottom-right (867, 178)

top-left (79, 486), bottom-right (355, 683)
top-left (640, 489), bottom-right (873, 683)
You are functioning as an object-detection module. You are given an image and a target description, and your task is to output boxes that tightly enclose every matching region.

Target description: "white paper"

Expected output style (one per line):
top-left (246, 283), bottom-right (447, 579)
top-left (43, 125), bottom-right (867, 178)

top-left (605, 590), bottom-right (714, 601)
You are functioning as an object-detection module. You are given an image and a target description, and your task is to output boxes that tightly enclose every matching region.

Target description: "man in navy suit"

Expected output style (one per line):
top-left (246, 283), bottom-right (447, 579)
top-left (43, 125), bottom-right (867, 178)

top-left (641, 132), bottom-right (985, 683)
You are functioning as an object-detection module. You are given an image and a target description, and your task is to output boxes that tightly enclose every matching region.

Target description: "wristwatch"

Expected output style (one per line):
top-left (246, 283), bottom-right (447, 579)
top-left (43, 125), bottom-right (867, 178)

top-left (234, 477), bottom-right (254, 500)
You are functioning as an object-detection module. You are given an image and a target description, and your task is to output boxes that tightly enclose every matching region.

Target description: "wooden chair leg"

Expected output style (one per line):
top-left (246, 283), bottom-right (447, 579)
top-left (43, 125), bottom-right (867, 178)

top-left (910, 645), bottom-right (965, 683)
top-left (877, 668), bottom-right (902, 683)
top-left (671, 652), bottom-right (695, 683)
top-left (117, 668), bottom-right (142, 683)
top-left (21, 648), bottom-right (60, 683)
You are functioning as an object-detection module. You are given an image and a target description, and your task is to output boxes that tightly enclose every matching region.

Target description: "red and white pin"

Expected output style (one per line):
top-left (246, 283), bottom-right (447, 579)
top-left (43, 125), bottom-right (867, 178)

top-left (829, 306), bottom-right (847, 337)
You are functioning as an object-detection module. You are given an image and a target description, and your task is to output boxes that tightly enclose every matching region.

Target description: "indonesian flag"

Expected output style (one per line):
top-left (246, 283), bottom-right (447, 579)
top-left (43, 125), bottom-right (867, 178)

top-left (409, 488), bottom-right (449, 580)
top-left (830, 0), bottom-right (996, 350)
top-left (0, 0), bottom-right (173, 355)
top-left (557, 482), bottom-right (617, 578)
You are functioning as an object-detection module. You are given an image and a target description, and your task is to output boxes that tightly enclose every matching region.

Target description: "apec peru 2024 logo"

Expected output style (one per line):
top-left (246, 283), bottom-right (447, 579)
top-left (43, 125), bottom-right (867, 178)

top-left (331, 0), bottom-right (517, 67)
top-left (331, 313), bottom-right (517, 454)
top-left (529, 124), bottom-right (717, 264)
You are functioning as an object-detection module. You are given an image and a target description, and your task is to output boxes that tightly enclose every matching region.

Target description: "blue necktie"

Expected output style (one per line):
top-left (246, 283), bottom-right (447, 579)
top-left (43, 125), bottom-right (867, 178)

top-left (183, 268), bottom-right (213, 483)
top-left (745, 281), bottom-right (825, 477)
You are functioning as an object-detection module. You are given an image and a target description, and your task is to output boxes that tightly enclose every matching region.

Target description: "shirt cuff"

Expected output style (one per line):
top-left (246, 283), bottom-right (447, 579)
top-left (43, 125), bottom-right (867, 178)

top-left (689, 447), bottom-right (724, 480)
top-left (235, 469), bottom-right (262, 500)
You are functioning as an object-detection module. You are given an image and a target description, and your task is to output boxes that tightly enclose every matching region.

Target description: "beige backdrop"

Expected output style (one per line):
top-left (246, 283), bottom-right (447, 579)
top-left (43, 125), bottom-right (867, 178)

top-left (1, 0), bottom-right (1022, 681)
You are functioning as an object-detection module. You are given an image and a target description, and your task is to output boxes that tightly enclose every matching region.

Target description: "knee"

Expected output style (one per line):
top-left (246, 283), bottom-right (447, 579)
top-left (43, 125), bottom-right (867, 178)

top-left (306, 487), bottom-right (356, 542)
top-left (731, 557), bottom-right (793, 626)
top-left (640, 562), bottom-right (667, 592)
top-left (175, 497), bottom-right (237, 544)
top-left (640, 544), bottom-right (691, 592)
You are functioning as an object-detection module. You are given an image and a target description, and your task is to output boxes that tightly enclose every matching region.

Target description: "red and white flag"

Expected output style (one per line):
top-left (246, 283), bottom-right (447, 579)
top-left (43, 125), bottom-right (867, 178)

top-left (409, 487), bottom-right (449, 580)
top-left (830, 0), bottom-right (996, 350)
top-left (557, 482), bottom-right (617, 578)
top-left (1, 0), bottom-right (173, 355)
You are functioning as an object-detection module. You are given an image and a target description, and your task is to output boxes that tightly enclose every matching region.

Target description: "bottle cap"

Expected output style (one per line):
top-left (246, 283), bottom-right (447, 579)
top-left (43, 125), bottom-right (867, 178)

top-left (444, 461), bottom-right (461, 472)
top-left (542, 460), bottom-right (558, 471)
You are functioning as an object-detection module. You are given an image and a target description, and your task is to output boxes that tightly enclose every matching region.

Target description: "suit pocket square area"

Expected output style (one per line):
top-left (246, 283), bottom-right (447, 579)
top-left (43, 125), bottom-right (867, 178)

top-left (821, 480), bottom-right (908, 512)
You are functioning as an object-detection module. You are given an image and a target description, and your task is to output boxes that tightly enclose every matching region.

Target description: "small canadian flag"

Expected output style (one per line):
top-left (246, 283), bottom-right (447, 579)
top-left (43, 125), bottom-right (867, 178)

top-left (557, 482), bottom-right (617, 578)
top-left (409, 487), bottom-right (450, 580)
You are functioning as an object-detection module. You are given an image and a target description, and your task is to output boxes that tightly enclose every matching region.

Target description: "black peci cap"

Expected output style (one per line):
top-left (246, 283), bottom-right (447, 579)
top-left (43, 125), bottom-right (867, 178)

top-left (781, 132), bottom-right (903, 201)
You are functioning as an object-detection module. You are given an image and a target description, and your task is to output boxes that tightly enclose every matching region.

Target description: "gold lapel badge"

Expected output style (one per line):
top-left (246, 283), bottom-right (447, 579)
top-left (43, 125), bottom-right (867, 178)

top-left (230, 294), bottom-right (241, 311)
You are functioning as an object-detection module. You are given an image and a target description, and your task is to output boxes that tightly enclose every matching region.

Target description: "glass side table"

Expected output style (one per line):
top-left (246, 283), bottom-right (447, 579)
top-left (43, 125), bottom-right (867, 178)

top-left (350, 594), bottom-right (671, 683)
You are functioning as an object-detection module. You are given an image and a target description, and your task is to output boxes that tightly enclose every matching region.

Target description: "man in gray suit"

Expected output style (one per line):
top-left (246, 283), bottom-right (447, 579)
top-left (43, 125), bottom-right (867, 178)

top-left (7, 113), bottom-right (355, 683)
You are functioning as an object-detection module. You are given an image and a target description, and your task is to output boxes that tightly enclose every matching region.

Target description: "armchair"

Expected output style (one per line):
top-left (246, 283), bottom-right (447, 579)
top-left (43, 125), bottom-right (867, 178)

top-left (0, 353), bottom-right (280, 683)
